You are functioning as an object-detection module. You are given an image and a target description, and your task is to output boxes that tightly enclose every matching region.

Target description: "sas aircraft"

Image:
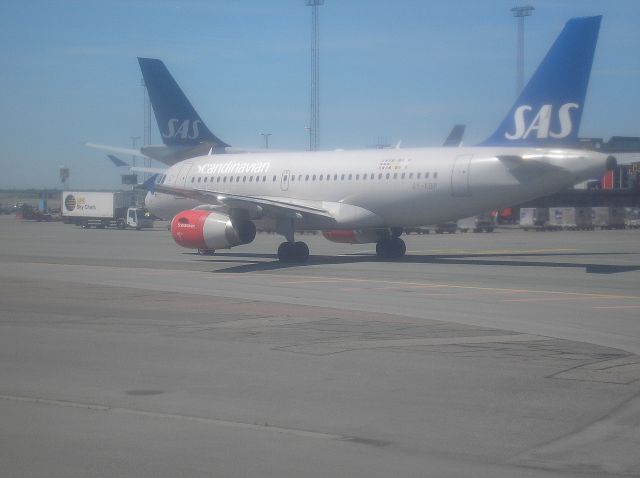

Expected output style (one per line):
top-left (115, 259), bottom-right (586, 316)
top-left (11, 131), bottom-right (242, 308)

top-left (144, 16), bottom-right (615, 263)
top-left (86, 58), bottom-right (237, 166)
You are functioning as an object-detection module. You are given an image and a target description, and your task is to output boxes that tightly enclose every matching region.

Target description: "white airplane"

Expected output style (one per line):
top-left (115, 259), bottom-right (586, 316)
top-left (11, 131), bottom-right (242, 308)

top-left (144, 16), bottom-right (615, 262)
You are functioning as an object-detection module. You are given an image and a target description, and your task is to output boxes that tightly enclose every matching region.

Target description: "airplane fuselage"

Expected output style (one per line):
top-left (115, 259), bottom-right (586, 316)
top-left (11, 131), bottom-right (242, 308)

top-left (146, 146), bottom-right (607, 228)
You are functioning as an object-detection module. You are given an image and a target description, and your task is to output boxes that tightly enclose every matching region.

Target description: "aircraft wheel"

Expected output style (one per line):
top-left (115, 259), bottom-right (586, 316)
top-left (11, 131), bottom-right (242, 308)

top-left (278, 241), bottom-right (309, 262)
top-left (376, 238), bottom-right (406, 259)
top-left (278, 242), bottom-right (295, 262)
top-left (293, 241), bottom-right (310, 262)
top-left (390, 237), bottom-right (406, 258)
top-left (376, 239), bottom-right (390, 258)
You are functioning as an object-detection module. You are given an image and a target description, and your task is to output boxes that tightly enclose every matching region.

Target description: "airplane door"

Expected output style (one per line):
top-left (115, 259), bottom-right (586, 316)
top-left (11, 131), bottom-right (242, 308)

top-left (177, 161), bottom-right (193, 187)
top-left (451, 155), bottom-right (473, 197)
top-left (280, 170), bottom-right (290, 191)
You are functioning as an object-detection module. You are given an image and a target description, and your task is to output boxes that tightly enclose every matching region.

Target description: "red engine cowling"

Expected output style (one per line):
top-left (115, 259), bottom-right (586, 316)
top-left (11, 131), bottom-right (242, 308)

top-left (171, 210), bottom-right (256, 251)
top-left (322, 229), bottom-right (380, 244)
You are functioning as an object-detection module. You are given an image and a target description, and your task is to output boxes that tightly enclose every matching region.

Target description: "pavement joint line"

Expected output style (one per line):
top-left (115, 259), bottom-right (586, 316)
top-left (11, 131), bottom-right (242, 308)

top-left (503, 297), bottom-right (629, 303)
top-left (269, 275), bottom-right (638, 299)
top-left (6, 259), bottom-right (639, 300)
top-left (593, 305), bottom-right (640, 309)
top-left (0, 394), bottom-right (345, 442)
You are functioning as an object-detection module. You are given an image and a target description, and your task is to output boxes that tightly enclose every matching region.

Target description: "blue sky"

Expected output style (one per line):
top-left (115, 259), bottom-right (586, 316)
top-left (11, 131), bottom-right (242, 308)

top-left (1, 0), bottom-right (638, 189)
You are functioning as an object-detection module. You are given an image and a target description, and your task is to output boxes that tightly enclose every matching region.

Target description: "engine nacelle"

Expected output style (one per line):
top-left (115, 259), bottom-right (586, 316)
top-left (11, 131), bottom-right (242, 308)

top-left (171, 210), bottom-right (256, 250)
top-left (322, 229), bottom-right (380, 244)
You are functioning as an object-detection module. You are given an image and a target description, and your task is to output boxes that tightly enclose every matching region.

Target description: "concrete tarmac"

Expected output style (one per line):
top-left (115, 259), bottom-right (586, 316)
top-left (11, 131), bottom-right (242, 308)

top-left (1, 215), bottom-right (639, 477)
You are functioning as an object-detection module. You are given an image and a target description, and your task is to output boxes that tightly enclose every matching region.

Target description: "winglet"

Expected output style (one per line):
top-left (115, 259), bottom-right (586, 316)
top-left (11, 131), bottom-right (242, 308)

top-left (443, 125), bottom-right (465, 147)
top-left (480, 16), bottom-right (601, 147)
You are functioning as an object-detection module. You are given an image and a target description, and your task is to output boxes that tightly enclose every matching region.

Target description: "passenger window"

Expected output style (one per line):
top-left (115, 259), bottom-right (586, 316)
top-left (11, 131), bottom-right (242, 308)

top-left (425, 172), bottom-right (430, 179)
top-left (393, 173), bottom-right (398, 179)
top-left (348, 174), bottom-right (352, 180)
top-left (409, 172), bottom-right (413, 179)
top-left (401, 173), bottom-right (405, 179)
top-left (434, 172), bottom-right (438, 178)
top-left (243, 176), bottom-right (247, 182)
top-left (272, 175), bottom-right (277, 182)
top-left (230, 176), bottom-right (234, 182)
top-left (191, 177), bottom-right (195, 183)
top-left (312, 174), bottom-right (316, 181)
top-left (386, 173), bottom-right (390, 179)
top-left (203, 177), bottom-right (207, 183)
top-left (334, 174), bottom-right (338, 180)
top-left (417, 173), bottom-right (421, 179)
top-left (319, 174), bottom-right (323, 180)
top-left (305, 174), bottom-right (310, 181)
top-left (217, 177), bottom-right (221, 182)
top-left (341, 174), bottom-right (345, 180)
top-left (249, 176), bottom-right (253, 182)
top-left (378, 173), bottom-right (382, 179)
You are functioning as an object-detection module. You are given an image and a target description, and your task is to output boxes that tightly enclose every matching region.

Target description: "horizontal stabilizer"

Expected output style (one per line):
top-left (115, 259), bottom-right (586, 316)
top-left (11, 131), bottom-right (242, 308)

top-left (107, 155), bottom-right (128, 167)
top-left (130, 166), bottom-right (168, 175)
top-left (85, 142), bottom-right (149, 158)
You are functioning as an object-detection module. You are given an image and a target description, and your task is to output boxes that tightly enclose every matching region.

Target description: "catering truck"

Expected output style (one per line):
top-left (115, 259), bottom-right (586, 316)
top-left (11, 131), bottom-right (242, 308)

top-left (61, 191), bottom-right (153, 229)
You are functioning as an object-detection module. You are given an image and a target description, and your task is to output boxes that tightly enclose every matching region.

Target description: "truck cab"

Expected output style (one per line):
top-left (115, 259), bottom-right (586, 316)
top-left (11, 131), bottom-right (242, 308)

top-left (126, 208), bottom-right (154, 230)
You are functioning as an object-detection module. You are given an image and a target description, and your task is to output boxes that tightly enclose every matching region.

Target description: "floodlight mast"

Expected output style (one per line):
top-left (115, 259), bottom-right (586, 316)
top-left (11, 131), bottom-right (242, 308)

top-left (305, 0), bottom-right (324, 151)
top-left (511, 5), bottom-right (535, 96)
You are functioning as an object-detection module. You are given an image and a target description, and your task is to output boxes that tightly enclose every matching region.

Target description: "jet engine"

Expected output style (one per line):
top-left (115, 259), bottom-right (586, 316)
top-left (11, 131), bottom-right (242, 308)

top-left (171, 210), bottom-right (256, 251)
top-left (322, 229), bottom-right (380, 244)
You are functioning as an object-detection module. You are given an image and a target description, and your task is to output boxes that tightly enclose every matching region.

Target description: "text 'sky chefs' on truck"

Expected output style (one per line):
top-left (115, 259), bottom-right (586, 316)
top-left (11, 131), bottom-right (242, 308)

top-left (61, 191), bottom-right (153, 229)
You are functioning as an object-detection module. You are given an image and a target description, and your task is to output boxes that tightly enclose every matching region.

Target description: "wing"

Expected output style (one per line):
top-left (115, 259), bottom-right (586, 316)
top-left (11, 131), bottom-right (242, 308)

top-left (85, 142), bottom-right (150, 159)
top-left (151, 182), bottom-right (334, 220)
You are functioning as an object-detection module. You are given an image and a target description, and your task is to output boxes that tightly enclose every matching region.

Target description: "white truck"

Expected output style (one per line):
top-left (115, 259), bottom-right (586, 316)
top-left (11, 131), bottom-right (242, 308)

top-left (61, 191), bottom-right (153, 229)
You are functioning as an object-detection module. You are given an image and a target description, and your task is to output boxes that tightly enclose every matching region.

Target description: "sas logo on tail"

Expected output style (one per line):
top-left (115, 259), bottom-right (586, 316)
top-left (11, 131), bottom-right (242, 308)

top-left (162, 119), bottom-right (202, 140)
top-left (505, 103), bottom-right (579, 140)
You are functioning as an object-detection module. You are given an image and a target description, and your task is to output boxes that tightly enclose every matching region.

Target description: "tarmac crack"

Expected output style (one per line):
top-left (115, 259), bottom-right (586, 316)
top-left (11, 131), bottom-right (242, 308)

top-left (0, 393), bottom-right (385, 448)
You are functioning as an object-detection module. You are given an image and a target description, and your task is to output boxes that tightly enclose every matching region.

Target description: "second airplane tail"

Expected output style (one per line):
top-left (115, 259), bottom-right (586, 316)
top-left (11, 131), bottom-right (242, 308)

top-left (138, 57), bottom-right (230, 150)
top-left (481, 16), bottom-right (601, 148)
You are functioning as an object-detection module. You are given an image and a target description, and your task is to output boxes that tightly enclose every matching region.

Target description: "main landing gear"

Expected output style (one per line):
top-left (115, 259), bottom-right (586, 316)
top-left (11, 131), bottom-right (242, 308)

top-left (278, 241), bottom-right (310, 263)
top-left (375, 236), bottom-right (406, 259)
top-left (375, 227), bottom-right (406, 259)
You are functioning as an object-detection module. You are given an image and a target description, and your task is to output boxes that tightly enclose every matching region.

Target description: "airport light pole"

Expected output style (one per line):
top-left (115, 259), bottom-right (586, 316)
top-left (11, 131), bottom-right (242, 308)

top-left (130, 136), bottom-right (140, 171)
top-left (260, 132), bottom-right (272, 149)
top-left (305, 0), bottom-right (324, 151)
top-left (511, 5), bottom-right (534, 97)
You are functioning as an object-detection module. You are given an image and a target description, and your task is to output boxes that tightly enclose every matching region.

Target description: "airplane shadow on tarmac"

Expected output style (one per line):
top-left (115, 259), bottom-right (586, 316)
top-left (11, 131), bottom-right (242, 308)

top-left (187, 251), bottom-right (640, 275)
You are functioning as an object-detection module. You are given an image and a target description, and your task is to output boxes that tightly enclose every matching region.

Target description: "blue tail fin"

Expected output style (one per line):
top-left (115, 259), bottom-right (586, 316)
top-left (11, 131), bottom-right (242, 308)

top-left (138, 58), bottom-right (230, 149)
top-left (480, 16), bottom-right (601, 147)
